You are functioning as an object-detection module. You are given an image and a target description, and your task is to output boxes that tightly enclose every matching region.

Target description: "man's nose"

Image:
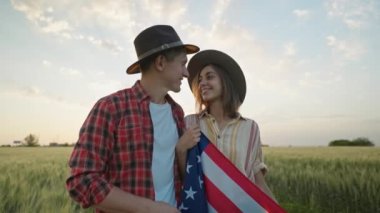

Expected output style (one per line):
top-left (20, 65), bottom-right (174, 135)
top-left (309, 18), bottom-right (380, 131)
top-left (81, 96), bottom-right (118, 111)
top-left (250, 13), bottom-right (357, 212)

top-left (183, 68), bottom-right (189, 78)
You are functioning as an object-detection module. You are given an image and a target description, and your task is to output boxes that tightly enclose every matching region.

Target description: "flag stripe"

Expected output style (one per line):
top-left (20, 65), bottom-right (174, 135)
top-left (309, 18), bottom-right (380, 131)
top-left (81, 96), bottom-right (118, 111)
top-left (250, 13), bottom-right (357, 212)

top-left (202, 153), bottom-right (265, 212)
top-left (203, 175), bottom-right (241, 212)
top-left (204, 141), bottom-right (286, 212)
top-left (207, 204), bottom-right (217, 213)
top-left (180, 133), bottom-right (286, 213)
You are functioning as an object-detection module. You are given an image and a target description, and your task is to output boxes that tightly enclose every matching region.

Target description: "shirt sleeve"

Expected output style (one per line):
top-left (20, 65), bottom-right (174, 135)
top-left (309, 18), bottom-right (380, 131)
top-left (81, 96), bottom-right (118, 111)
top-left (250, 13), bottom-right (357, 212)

top-left (246, 121), bottom-right (268, 182)
top-left (252, 137), bottom-right (267, 176)
top-left (66, 98), bottom-right (115, 208)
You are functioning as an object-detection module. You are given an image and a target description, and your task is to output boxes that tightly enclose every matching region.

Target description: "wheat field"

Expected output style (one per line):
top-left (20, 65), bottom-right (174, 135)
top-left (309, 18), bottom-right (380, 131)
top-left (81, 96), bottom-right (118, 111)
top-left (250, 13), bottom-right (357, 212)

top-left (264, 147), bottom-right (380, 213)
top-left (0, 147), bottom-right (379, 213)
top-left (0, 147), bottom-right (91, 213)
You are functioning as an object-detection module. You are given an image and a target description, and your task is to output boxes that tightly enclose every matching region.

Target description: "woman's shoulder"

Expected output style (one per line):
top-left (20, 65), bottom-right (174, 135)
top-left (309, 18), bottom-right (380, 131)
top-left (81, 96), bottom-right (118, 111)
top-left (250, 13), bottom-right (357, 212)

top-left (240, 116), bottom-right (260, 127)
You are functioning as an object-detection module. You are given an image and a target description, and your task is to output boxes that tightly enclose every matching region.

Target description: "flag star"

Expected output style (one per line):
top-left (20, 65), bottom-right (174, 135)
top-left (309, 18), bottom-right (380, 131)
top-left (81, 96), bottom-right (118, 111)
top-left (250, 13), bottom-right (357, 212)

top-left (186, 164), bottom-right (193, 174)
top-left (185, 186), bottom-right (197, 200)
top-left (198, 176), bottom-right (204, 189)
top-left (178, 203), bottom-right (189, 211)
top-left (197, 155), bottom-right (201, 163)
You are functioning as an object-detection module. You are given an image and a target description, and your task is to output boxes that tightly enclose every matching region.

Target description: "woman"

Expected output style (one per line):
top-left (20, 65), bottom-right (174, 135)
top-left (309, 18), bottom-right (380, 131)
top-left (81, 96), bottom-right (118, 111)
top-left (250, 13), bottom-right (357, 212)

top-left (177, 49), bottom-right (277, 201)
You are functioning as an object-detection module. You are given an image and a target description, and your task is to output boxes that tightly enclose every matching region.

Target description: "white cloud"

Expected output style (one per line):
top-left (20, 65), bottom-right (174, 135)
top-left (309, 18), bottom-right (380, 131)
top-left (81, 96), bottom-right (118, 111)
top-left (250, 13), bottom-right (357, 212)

top-left (1, 85), bottom-right (86, 111)
top-left (297, 70), bottom-right (342, 88)
top-left (11, 0), bottom-right (73, 35)
top-left (46, 6), bottom-right (53, 13)
top-left (181, 13), bottom-right (312, 100)
top-left (11, 0), bottom-right (44, 21)
top-left (140, 0), bottom-right (188, 24)
top-left (77, 0), bottom-right (189, 40)
top-left (40, 19), bottom-right (71, 34)
top-left (293, 9), bottom-right (311, 19)
top-left (10, 0), bottom-right (192, 54)
top-left (59, 67), bottom-right (82, 77)
top-left (87, 79), bottom-right (123, 93)
top-left (94, 71), bottom-right (106, 77)
top-left (326, 35), bottom-right (337, 46)
top-left (284, 42), bottom-right (297, 56)
top-left (3, 85), bottom-right (43, 99)
top-left (212, 0), bottom-right (231, 21)
top-left (84, 36), bottom-right (123, 53)
top-left (326, 0), bottom-right (379, 29)
top-left (326, 35), bottom-right (366, 61)
top-left (10, 0), bottom-right (315, 106)
top-left (78, 0), bottom-right (137, 36)
top-left (42, 60), bottom-right (51, 67)
top-left (11, 0), bottom-right (124, 53)
top-left (21, 86), bottom-right (41, 96)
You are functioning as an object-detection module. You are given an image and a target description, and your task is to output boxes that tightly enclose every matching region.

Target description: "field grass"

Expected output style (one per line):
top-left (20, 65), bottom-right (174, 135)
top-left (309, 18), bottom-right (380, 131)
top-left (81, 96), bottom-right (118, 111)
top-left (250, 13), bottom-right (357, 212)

top-left (0, 146), bottom-right (379, 212)
top-left (0, 147), bottom-right (92, 213)
top-left (264, 147), bottom-right (380, 213)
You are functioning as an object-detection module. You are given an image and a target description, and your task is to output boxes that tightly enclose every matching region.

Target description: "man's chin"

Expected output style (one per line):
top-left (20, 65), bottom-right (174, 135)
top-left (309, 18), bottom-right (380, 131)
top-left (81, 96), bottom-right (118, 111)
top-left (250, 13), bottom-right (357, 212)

top-left (172, 88), bottom-right (181, 93)
top-left (168, 86), bottom-right (181, 93)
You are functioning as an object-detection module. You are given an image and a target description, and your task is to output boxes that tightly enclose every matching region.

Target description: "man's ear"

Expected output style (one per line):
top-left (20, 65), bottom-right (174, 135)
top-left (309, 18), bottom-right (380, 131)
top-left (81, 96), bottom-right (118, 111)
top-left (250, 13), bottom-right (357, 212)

top-left (154, 55), bottom-right (166, 72)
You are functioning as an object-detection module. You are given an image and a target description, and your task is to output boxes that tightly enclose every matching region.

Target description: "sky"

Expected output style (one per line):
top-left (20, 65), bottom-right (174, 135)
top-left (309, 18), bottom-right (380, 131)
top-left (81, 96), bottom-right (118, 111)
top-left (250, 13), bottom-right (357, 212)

top-left (1, 0), bottom-right (379, 147)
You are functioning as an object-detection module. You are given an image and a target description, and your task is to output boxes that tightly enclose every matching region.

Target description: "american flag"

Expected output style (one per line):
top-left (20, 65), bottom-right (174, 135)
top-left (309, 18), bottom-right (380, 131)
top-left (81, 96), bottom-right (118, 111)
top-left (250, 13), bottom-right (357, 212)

top-left (178, 133), bottom-right (286, 213)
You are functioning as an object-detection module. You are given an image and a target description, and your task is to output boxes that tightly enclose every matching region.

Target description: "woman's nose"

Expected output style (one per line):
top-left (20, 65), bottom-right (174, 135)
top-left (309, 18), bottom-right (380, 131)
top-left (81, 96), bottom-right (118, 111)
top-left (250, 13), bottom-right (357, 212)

top-left (199, 79), bottom-right (206, 87)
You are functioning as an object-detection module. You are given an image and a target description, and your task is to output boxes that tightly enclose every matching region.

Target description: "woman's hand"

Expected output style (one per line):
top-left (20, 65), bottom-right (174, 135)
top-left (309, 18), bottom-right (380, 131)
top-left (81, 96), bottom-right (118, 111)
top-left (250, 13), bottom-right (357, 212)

top-left (176, 125), bottom-right (201, 153)
top-left (176, 125), bottom-right (201, 180)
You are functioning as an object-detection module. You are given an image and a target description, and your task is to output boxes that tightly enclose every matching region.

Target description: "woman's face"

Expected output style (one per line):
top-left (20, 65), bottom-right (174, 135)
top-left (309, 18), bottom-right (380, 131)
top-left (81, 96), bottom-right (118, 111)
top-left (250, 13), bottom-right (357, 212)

top-left (198, 65), bottom-right (223, 103)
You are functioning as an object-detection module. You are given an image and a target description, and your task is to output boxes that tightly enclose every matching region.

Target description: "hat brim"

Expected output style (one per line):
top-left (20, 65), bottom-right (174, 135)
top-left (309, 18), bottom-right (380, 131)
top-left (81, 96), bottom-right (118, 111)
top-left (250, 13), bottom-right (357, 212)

top-left (126, 44), bottom-right (199, 74)
top-left (187, 49), bottom-right (246, 103)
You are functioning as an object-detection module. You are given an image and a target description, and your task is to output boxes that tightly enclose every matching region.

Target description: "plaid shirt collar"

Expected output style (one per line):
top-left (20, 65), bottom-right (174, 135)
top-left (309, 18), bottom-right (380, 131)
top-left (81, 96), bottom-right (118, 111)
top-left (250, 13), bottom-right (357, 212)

top-left (132, 80), bottom-right (178, 106)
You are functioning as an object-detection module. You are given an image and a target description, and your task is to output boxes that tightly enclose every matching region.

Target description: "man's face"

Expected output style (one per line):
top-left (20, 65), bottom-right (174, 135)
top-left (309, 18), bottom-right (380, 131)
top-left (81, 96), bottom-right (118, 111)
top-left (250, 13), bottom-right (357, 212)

top-left (162, 52), bottom-right (189, 93)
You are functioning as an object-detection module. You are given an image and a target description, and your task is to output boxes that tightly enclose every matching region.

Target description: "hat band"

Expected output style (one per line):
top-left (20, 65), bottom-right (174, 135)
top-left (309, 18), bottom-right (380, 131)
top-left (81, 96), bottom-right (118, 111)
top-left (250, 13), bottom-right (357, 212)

top-left (137, 41), bottom-right (184, 60)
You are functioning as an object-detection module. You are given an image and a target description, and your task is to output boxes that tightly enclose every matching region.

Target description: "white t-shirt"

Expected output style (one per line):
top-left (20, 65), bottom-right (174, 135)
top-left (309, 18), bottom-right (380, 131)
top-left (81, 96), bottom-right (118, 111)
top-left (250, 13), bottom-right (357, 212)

top-left (150, 102), bottom-right (178, 206)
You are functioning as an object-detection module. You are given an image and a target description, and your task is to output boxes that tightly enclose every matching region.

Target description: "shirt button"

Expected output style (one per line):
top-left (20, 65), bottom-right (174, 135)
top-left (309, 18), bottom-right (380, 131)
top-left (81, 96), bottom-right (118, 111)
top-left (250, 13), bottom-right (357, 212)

top-left (217, 135), bottom-right (220, 139)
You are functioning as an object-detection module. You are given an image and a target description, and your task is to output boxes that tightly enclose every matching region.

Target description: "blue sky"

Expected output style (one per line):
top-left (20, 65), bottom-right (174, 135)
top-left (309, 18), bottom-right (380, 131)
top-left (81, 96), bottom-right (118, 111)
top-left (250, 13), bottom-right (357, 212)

top-left (1, 0), bottom-right (379, 146)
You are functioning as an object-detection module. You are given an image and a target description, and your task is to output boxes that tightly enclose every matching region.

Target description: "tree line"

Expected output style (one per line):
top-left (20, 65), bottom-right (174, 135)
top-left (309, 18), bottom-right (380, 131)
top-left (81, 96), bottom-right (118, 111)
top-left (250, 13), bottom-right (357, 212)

top-left (2, 134), bottom-right (75, 147)
top-left (1, 133), bottom-right (376, 147)
top-left (328, 137), bottom-right (374, 147)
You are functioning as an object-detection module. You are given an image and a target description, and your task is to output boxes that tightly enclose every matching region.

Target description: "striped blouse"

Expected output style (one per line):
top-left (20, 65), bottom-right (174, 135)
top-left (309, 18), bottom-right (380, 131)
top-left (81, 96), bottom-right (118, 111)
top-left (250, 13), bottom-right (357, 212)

top-left (185, 111), bottom-right (267, 182)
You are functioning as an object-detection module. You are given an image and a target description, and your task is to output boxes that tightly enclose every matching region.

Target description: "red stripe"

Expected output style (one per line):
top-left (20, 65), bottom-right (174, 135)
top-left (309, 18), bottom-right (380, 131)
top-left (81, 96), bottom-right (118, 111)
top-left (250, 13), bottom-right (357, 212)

top-left (204, 175), bottom-right (241, 212)
top-left (204, 143), bottom-right (286, 213)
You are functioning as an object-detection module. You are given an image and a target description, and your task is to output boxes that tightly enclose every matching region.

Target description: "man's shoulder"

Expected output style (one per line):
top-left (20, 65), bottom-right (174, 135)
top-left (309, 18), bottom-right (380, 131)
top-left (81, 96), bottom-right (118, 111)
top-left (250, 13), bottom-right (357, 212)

top-left (100, 87), bottom-right (134, 102)
top-left (91, 87), bottom-right (136, 114)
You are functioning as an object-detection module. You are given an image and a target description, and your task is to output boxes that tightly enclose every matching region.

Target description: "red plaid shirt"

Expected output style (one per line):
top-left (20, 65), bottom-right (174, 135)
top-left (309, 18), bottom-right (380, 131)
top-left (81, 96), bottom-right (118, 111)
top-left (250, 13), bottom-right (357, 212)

top-left (66, 81), bottom-right (185, 211)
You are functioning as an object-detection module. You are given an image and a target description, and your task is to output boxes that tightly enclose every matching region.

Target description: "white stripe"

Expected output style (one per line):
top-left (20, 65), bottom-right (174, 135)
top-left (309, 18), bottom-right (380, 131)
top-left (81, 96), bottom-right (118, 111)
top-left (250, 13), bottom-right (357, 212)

top-left (202, 153), bottom-right (266, 213)
top-left (208, 203), bottom-right (217, 213)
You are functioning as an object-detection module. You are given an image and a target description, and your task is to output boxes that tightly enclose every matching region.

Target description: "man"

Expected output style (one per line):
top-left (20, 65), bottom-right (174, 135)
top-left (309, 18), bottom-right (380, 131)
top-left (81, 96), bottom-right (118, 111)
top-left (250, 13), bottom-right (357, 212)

top-left (66, 25), bottom-right (201, 213)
